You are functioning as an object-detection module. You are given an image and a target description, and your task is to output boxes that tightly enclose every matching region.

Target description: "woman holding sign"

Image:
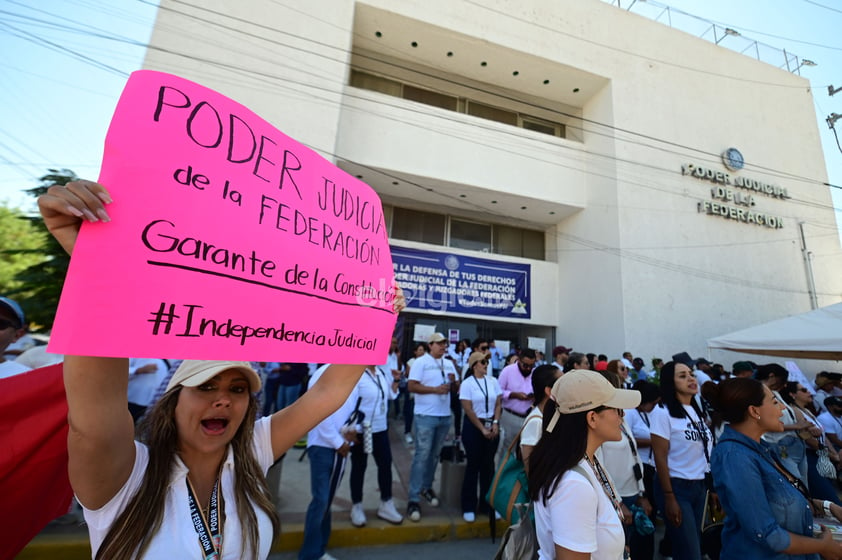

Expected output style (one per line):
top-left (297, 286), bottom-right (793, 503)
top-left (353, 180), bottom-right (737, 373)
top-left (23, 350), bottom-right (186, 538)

top-left (38, 180), bottom-right (405, 559)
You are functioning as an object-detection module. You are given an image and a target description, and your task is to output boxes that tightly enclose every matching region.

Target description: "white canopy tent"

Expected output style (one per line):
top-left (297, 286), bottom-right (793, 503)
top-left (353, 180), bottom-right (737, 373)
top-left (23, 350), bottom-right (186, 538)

top-left (707, 302), bottom-right (842, 361)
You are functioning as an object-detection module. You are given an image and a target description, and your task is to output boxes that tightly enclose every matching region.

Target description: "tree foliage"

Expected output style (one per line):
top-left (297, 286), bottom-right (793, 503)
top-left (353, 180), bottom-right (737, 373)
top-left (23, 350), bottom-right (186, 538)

top-left (0, 206), bottom-right (47, 297)
top-left (11, 168), bottom-right (78, 329)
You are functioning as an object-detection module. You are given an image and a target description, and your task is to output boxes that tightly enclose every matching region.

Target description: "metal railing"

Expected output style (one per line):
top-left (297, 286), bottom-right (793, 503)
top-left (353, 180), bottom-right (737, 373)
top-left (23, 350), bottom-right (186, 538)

top-left (601, 0), bottom-right (813, 75)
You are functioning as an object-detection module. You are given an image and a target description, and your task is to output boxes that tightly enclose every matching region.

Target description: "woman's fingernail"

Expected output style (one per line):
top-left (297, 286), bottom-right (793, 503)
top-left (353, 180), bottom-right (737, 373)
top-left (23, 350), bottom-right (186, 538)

top-left (97, 209), bottom-right (111, 222)
top-left (67, 206), bottom-right (84, 218)
top-left (82, 209), bottom-right (98, 222)
top-left (97, 192), bottom-right (113, 204)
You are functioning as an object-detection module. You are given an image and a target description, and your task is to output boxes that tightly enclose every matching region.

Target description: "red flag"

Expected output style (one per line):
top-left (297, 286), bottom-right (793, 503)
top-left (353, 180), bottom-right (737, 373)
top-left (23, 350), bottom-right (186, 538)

top-left (0, 363), bottom-right (72, 560)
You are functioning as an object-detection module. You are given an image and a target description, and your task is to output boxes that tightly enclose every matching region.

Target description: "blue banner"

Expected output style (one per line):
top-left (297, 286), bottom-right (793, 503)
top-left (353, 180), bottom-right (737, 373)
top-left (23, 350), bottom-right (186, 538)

top-left (391, 246), bottom-right (530, 318)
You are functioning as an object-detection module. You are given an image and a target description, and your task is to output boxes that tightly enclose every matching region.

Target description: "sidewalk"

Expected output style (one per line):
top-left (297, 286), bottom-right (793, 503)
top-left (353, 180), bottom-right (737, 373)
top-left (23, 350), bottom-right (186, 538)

top-left (18, 419), bottom-right (505, 559)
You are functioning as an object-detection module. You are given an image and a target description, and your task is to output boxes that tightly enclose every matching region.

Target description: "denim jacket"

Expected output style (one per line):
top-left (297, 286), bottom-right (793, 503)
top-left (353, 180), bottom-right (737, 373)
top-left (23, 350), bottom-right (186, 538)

top-left (711, 425), bottom-right (818, 560)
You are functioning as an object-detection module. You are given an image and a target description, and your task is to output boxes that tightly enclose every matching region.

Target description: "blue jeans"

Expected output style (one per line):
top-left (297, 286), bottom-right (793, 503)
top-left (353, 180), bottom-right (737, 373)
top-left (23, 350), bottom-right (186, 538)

top-left (276, 383), bottom-right (301, 411)
top-left (299, 446), bottom-right (346, 560)
top-left (654, 477), bottom-right (706, 560)
top-left (408, 414), bottom-right (451, 502)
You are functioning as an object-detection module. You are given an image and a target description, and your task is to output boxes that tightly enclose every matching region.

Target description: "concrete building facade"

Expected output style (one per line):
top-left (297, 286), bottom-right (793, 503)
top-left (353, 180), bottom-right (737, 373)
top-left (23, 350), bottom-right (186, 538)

top-left (143, 0), bottom-right (842, 361)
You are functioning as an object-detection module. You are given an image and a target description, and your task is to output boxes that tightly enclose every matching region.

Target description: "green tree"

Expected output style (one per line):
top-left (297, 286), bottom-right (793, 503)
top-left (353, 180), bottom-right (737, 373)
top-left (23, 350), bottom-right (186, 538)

top-left (11, 168), bottom-right (78, 329)
top-left (0, 205), bottom-right (47, 296)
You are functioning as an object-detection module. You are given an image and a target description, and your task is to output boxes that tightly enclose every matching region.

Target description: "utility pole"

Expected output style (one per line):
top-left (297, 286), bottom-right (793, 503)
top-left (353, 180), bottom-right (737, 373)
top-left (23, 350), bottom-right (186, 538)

top-left (798, 222), bottom-right (819, 310)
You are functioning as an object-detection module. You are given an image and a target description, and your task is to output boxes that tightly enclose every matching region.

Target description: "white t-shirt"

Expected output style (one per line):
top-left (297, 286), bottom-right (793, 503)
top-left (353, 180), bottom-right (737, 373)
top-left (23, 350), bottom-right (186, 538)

top-left (409, 353), bottom-right (455, 416)
top-left (626, 408), bottom-right (654, 466)
top-left (649, 404), bottom-right (711, 480)
top-left (534, 458), bottom-right (625, 560)
top-left (127, 358), bottom-right (168, 406)
top-left (817, 411), bottom-right (842, 438)
top-left (0, 359), bottom-right (31, 379)
top-left (520, 407), bottom-right (544, 448)
top-left (361, 366), bottom-right (398, 433)
top-left (597, 419), bottom-right (645, 498)
top-left (458, 374), bottom-right (501, 420)
top-left (83, 416), bottom-right (275, 559)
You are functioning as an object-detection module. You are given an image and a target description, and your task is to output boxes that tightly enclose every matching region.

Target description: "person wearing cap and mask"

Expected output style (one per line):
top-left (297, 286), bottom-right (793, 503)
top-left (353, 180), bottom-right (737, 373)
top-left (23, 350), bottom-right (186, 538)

top-left (0, 296), bottom-right (31, 379)
top-left (36, 181), bottom-right (406, 559)
top-left (527, 369), bottom-right (641, 560)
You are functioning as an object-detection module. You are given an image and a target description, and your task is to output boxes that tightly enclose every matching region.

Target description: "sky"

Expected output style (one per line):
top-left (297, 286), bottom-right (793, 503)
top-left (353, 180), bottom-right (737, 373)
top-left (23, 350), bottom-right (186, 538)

top-left (1, 0), bottom-right (841, 240)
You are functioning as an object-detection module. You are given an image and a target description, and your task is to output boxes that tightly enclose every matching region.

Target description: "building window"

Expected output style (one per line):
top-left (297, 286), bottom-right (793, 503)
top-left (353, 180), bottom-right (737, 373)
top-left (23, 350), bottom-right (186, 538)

top-left (384, 204), bottom-right (545, 260)
top-left (466, 100), bottom-right (518, 126)
top-left (350, 70), bottom-right (401, 96)
top-left (391, 207), bottom-right (446, 245)
top-left (349, 70), bottom-right (566, 139)
top-left (403, 84), bottom-right (458, 111)
top-left (520, 115), bottom-right (565, 138)
top-left (449, 218), bottom-right (492, 252)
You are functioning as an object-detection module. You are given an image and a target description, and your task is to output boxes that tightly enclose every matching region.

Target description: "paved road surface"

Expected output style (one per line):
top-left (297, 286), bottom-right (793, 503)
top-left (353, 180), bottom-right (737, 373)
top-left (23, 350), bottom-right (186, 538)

top-left (269, 538), bottom-right (501, 560)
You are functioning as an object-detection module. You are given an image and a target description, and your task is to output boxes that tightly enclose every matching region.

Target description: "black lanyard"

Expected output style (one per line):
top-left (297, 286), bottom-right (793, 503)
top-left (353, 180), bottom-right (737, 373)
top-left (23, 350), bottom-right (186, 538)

top-left (620, 422), bottom-right (639, 458)
top-left (473, 376), bottom-right (490, 417)
top-left (186, 475), bottom-right (223, 559)
top-left (365, 368), bottom-right (386, 417)
top-left (688, 404), bottom-right (711, 465)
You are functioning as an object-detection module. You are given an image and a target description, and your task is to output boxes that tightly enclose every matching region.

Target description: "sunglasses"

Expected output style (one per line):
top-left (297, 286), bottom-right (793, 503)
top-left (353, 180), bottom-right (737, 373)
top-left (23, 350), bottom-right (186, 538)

top-left (0, 319), bottom-right (20, 330)
top-left (798, 388), bottom-right (810, 393)
top-left (594, 406), bottom-right (625, 417)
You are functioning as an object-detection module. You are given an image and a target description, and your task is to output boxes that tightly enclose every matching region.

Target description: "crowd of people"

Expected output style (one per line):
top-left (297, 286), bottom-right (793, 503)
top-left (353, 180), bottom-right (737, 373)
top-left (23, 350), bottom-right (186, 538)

top-left (2, 179), bottom-right (842, 560)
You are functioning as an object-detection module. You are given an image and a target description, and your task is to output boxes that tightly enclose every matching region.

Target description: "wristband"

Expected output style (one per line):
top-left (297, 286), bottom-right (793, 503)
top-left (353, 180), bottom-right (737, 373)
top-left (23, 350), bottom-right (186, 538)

top-left (492, 420), bottom-right (499, 424)
top-left (824, 500), bottom-right (833, 518)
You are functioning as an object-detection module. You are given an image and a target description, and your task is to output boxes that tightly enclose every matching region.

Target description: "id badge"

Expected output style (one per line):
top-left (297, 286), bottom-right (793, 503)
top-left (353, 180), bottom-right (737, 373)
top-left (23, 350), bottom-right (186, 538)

top-left (380, 403), bottom-right (386, 414)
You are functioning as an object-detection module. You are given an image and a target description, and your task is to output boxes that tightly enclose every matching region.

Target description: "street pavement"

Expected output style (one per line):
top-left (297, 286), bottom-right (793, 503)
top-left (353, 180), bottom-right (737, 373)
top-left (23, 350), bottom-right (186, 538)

top-left (269, 537), bottom-right (501, 560)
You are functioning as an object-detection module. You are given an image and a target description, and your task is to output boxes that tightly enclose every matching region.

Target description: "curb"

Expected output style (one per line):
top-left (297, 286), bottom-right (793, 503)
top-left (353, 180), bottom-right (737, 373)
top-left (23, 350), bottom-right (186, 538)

top-left (19, 513), bottom-right (508, 558)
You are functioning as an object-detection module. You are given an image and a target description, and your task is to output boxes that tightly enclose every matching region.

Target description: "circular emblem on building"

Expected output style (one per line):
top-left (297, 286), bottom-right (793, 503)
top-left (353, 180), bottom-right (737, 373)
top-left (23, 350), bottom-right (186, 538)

top-left (721, 147), bottom-right (745, 172)
top-left (444, 255), bottom-right (460, 271)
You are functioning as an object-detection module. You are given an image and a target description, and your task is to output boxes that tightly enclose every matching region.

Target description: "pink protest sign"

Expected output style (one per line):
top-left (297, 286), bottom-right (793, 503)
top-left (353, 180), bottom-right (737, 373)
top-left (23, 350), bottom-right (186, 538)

top-left (49, 70), bottom-right (397, 364)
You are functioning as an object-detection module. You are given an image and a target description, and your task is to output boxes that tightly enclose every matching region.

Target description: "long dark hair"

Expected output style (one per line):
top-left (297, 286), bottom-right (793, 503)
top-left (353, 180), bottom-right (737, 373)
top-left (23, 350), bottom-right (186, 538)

top-left (530, 365), bottom-right (559, 406)
top-left (95, 388), bottom-right (279, 558)
top-left (527, 406), bottom-right (589, 505)
top-left (659, 361), bottom-right (705, 420)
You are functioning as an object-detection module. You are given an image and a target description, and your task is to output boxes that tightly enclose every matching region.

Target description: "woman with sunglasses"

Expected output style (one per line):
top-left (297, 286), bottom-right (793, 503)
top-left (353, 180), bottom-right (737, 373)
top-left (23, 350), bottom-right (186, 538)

top-left (459, 351), bottom-right (502, 522)
top-left (650, 361), bottom-right (713, 560)
top-left (705, 378), bottom-right (842, 559)
top-left (779, 382), bottom-right (842, 505)
top-left (607, 359), bottom-right (631, 388)
top-left (528, 369), bottom-right (640, 559)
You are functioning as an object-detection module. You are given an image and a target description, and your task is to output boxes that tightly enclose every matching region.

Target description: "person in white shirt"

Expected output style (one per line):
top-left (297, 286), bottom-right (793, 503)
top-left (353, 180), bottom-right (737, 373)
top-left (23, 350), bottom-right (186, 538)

top-left (301, 365), bottom-right (362, 560)
top-left (519, 365), bottom-right (563, 472)
top-left (650, 361), bottom-right (713, 560)
top-left (527, 369), bottom-right (640, 560)
top-left (127, 358), bottom-right (168, 421)
top-left (459, 351), bottom-right (502, 522)
top-left (38, 179), bottom-right (408, 560)
top-left (597, 370), bottom-right (653, 560)
top-left (0, 296), bottom-right (31, 379)
top-left (406, 332), bottom-right (458, 522)
top-left (348, 365), bottom-right (403, 527)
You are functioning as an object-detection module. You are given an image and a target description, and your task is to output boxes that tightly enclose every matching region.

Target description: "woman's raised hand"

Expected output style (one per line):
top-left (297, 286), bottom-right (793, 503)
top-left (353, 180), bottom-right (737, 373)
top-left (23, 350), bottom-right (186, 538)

top-left (37, 180), bottom-right (112, 255)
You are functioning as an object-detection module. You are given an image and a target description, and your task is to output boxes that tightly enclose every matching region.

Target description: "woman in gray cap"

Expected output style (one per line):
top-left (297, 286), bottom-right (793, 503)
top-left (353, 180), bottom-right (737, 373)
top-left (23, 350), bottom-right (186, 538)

top-left (38, 181), bottom-right (404, 559)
